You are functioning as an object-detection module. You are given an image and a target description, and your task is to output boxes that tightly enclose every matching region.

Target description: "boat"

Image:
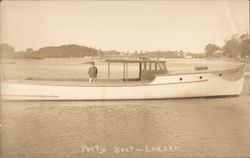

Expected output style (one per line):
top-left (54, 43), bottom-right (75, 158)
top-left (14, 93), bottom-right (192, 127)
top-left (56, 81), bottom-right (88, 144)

top-left (1, 59), bottom-right (245, 100)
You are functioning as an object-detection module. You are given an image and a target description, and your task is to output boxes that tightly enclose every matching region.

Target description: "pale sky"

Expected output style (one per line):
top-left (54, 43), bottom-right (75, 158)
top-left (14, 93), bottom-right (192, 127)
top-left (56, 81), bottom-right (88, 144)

top-left (0, 0), bottom-right (249, 53)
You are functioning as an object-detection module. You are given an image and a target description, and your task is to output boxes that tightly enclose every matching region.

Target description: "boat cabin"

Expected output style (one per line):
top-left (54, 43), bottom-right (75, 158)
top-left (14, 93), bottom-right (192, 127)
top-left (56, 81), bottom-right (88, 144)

top-left (22, 58), bottom-right (168, 84)
top-left (105, 59), bottom-right (168, 81)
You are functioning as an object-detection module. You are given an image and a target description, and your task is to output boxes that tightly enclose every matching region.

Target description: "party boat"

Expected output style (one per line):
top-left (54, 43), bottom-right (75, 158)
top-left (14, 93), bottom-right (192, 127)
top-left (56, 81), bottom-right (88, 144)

top-left (1, 59), bottom-right (245, 100)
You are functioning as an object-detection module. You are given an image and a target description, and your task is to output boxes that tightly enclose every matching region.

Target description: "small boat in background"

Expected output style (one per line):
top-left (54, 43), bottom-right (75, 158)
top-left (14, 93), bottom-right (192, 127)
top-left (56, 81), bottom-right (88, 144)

top-left (194, 66), bottom-right (208, 70)
top-left (1, 59), bottom-right (245, 100)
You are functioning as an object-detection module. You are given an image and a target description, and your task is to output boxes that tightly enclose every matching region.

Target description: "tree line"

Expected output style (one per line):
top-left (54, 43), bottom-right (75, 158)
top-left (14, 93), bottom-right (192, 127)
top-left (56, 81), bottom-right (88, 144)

top-left (0, 43), bottom-right (199, 59)
top-left (1, 33), bottom-right (248, 60)
top-left (0, 44), bottom-right (122, 59)
top-left (204, 34), bottom-right (249, 61)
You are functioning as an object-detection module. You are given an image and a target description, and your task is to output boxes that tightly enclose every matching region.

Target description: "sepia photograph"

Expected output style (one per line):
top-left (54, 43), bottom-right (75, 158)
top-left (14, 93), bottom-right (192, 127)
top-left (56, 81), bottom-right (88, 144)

top-left (0, 0), bottom-right (249, 157)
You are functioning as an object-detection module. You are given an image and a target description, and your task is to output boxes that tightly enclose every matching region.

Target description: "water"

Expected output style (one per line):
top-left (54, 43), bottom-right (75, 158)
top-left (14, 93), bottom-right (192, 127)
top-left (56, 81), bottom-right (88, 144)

top-left (1, 59), bottom-right (250, 157)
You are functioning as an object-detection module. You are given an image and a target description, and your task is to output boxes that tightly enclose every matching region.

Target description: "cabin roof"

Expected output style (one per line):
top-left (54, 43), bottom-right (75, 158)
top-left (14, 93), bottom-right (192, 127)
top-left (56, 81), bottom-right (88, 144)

top-left (105, 59), bottom-right (166, 63)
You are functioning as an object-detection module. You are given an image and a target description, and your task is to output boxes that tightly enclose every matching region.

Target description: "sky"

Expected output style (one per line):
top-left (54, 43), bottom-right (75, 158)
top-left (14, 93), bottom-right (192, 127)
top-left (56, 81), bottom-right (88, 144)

top-left (0, 0), bottom-right (249, 53)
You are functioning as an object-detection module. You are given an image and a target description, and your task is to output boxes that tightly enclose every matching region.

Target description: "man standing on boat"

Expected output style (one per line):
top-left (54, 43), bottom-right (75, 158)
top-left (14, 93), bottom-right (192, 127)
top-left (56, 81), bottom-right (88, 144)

top-left (88, 62), bottom-right (98, 82)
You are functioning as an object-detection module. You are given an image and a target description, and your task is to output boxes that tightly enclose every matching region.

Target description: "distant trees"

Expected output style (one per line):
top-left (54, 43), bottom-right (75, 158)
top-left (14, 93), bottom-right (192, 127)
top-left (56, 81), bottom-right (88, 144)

top-left (35, 45), bottom-right (100, 58)
top-left (204, 44), bottom-right (221, 58)
top-left (222, 38), bottom-right (240, 58)
top-left (238, 34), bottom-right (249, 60)
top-left (223, 34), bottom-right (249, 60)
top-left (0, 44), bottom-right (122, 59)
top-left (132, 50), bottom-right (186, 58)
top-left (0, 43), bottom-right (204, 59)
top-left (204, 34), bottom-right (249, 61)
top-left (1, 33), bottom-right (249, 61)
top-left (15, 44), bottom-right (103, 59)
top-left (0, 43), bottom-right (15, 58)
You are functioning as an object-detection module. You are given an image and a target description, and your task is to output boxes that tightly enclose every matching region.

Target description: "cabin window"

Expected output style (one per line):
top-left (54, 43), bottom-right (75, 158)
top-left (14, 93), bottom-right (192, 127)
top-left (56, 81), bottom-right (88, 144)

top-left (144, 62), bottom-right (161, 71)
top-left (179, 77), bottom-right (183, 81)
top-left (149, 62), bottom-right (152, 70)
top-left (151, 63), bottom-right (155, 70)
top-left (143, 63), bottom-right (147, 71)
top-left (157, 63), bottom-right (167, 71)
top-left (157, 64), bottom-right (161, 70)
top-left (158, 63), bottom-right (164, 70)
top-left (200, 76), bottom-right (202, 79)
top-left (219, 74), bottom-right (222, 76)
top-left (146, 63), bottom-right (151, 70)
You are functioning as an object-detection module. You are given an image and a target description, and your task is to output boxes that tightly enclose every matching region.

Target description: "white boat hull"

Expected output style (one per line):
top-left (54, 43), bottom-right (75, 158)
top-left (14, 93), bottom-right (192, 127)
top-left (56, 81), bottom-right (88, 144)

top-left (1, 66), bottom-right (245, 100)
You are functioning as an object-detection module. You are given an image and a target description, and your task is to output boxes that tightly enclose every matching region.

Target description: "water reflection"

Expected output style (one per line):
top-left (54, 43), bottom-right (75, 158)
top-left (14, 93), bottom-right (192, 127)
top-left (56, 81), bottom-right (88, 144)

top-left (2, 95), bottom-right (250, 158)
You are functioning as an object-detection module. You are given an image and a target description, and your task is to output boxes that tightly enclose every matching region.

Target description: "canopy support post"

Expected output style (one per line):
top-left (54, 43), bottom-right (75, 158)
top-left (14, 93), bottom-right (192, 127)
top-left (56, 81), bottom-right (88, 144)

top-left (123, 62), bottom-right (125, 81)
top-left (125, 63), bottom-right (128, 82)
top-left (139, 63), bottom-right (142, 80)
top-left (108, 62), bottom-right (110, 79)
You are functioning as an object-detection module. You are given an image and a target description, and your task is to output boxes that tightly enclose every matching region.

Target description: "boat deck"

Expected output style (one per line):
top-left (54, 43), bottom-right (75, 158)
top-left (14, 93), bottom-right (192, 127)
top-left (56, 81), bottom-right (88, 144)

top-left (3, 78), bottom-right (150, 87)
top-left (2, 65), bottom-right (243, 87)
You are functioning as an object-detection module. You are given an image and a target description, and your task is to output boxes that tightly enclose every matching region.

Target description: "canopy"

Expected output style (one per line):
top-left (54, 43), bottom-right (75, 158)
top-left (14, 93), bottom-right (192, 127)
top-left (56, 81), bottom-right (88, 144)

top-left (105, 58), bottom-right (166, 63)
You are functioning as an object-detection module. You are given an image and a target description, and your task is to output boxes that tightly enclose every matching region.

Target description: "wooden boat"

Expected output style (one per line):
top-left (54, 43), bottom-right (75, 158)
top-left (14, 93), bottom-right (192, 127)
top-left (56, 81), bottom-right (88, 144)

top-left (1, 59), bottom-right (245, 100)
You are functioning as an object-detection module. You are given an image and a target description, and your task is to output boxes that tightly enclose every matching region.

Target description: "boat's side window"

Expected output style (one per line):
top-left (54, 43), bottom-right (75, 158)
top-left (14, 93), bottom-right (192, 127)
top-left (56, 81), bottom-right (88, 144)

top-left (200, 76), bottom-right (202, 79)
top-left (219, 74), bottom-right (222, 76)
top-left (149, 62), bottom-right (153, 70)
top-left (179, 77), bottom-right (183, 81)
top-left (151, 63), bottom-right (155, 70)
top-left (157, 64), bottom-right (161, 70)
top-left (146, 63), bottom-right (151, 70)
top-left (158, 63), bottom-right (166, 71)
top-left (161, 64), bottom-right (167, 70)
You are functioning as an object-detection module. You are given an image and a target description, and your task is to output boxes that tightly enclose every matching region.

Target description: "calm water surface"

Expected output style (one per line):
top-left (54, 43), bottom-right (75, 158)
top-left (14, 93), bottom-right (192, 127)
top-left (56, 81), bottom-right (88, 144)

top-left (1, 78), bottom-right (250, 158)
top-left (1, 59), bottom-right (250, 158)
